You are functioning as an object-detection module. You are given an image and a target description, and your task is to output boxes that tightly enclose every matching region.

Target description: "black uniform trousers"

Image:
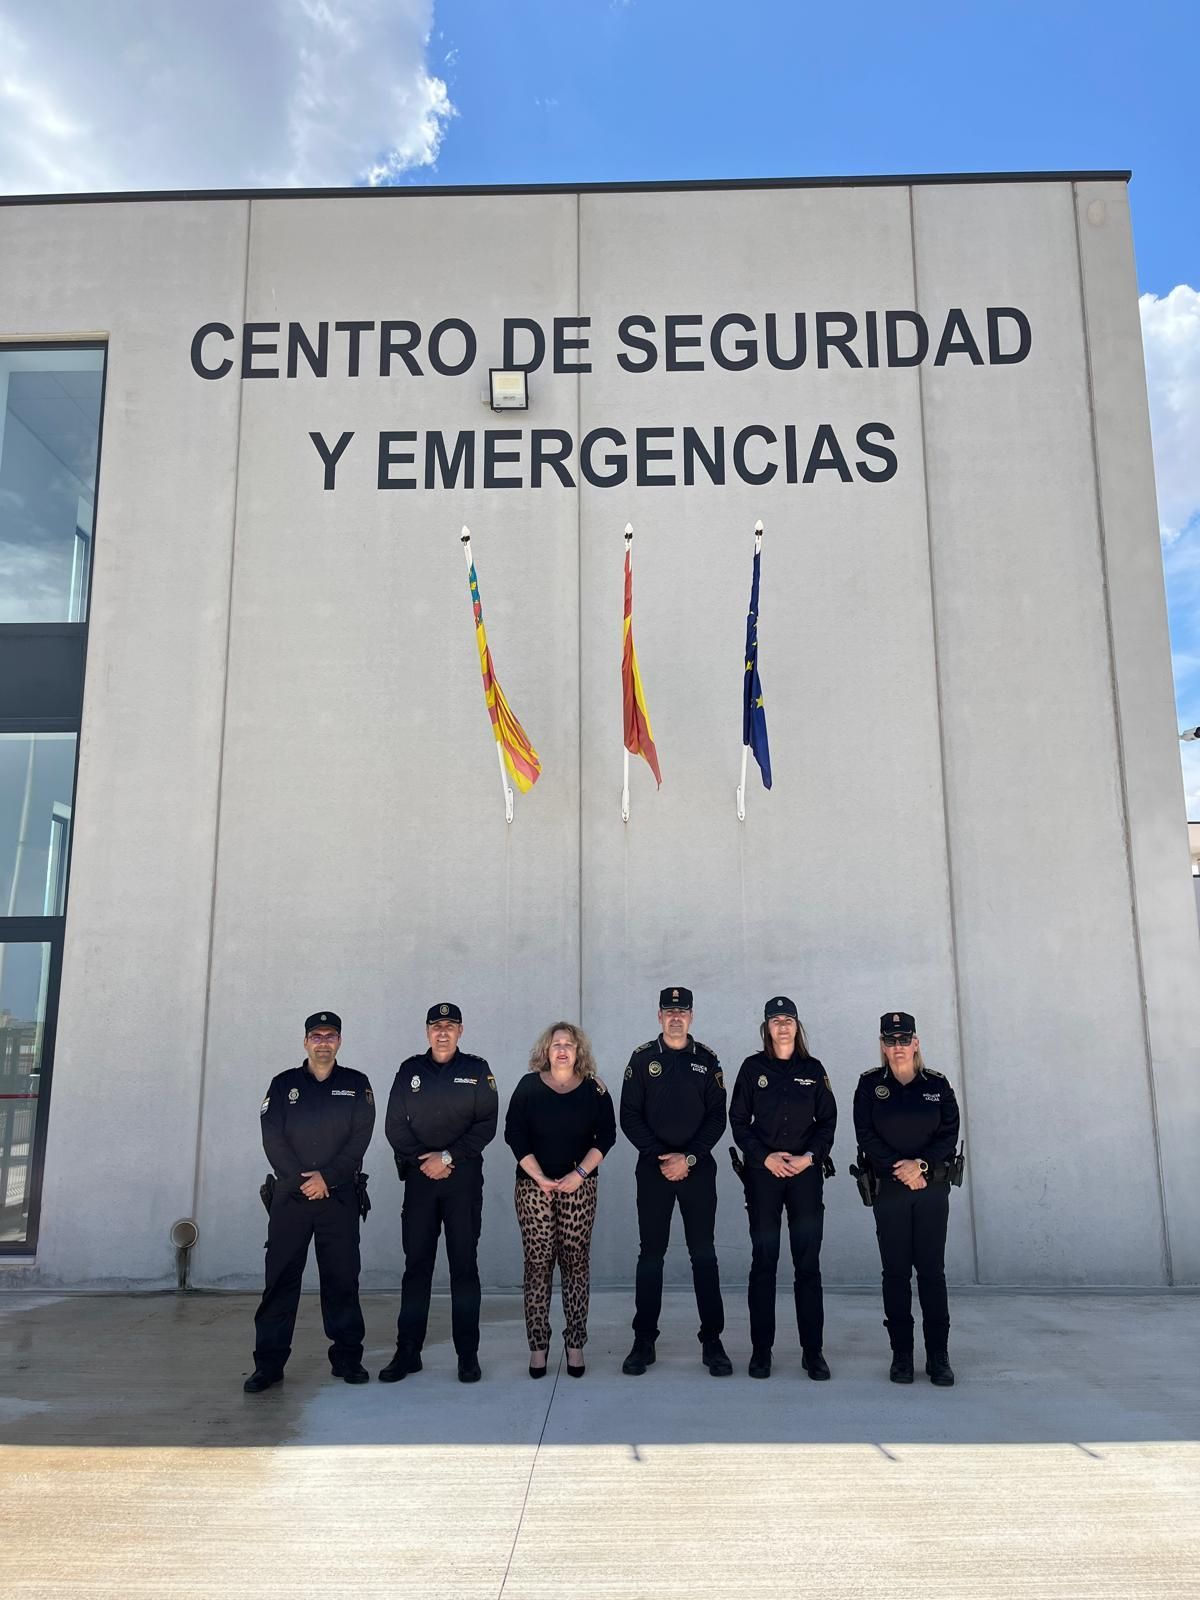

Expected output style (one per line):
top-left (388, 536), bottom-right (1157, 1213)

top-left (253, 1186), bottom-right (364, 1376)
top-left (395, 1161), bottom-right (484, 1357)
top-left (872, 1179), bottom-right (950, 1353)
top-left (632, 1154), bottom-right (724, 1343)
top-left (745, 1164), bottom-right (825, 1354)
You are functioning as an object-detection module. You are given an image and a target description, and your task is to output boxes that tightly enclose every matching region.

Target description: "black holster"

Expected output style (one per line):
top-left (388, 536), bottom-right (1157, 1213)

top-left (354, 1171), bottom-right (371, 1221)
top-left (259, 1173), bottom-right (276, 1213)
top-left (848, 1151), bottom-right (879, 1207)
top-left (946, 1143), bottom-right (965, 1188)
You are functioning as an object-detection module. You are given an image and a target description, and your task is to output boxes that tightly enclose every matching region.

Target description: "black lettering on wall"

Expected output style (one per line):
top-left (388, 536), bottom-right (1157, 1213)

top-left (816, 313), bottom-right (862, 370)
top-left (429, 319), bottom-right (477, 377)
top-left (864, 310), bottom-right (880, 369)
top-left (710, 313), bottom-right (756, 371)
top-left (287, 323), bottom-right (329, 379)
top-left (733, 425), bottom-right (778, 485)
top-left (682, 426), bottom-right (726, 486)
top-left (242, 323), bottom-right (281, 378)
top-left (987, 306), bottom-right (1032, 364)
top-left (934, 309), bottom-right (984, 366)
top-left (885, 311), bottom-right (928, 366)
top-left (617, 316), bottom-right (656, 373)
top-left (636, 427), bottom-right (676, 486)
top-left (378, 430), bottom-right (417, 489)
top-left (665, 315), bottom-right (704, 372)
top-left (309, 430), bottom-right (354, 490)
top-left (503, 319), bottom-right (546, 373)
top-left (802, 425), bottom-right (853, 483)
top-left (483, 429), bottom-right (522, 488)
top-left (425, 431), bottom-right (476, 489)
top-left (336, 321), bottom-right (376, 378)
top-left (530, 430), bottom-right (576, 488)
top-left (380, 321), bottom-right (423, 377)
top-left (553, 317), bottom-right (592, 374)
top-left (855, 424), bottom-right (898, 482)
top-left (191, 322), bottom-right (234, 379)
top-left (765, 313), bottom-right (807, 371)
top-left (581, 428), bottom-right (628, 487)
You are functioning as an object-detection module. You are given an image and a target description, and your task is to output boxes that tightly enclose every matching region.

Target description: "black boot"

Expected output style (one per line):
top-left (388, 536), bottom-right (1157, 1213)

top-left (701, 1339), bottom-right (733, 1377)
top-left (925, 1350), bottom-right (955, 1386)
top-left (622, 1338), bottom-right (656, 1376)
top-left (378, 1347), bottom-right (422, 1383)
top-left (801, 1350), bottom-right (831, 1381)
top-left (243, 1369), bottom-right (283, 1394)
top-left (748, 1348), bottom-right (772, 1379)
top-left (889, 1351), bottom-right (914, 1384)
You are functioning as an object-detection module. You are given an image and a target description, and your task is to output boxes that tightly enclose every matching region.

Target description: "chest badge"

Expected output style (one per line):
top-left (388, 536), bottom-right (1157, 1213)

top-left (410, 1076), bottom-right (421, 1092)
top-left (648, 1062), bottom-right (662, 1077)
top-left (875, 1084), bottom-right (890, 1099)
top-left (757, 1074), bottom-right (769, 1088)
top-left (288, 1087), bottom-right (299, 1103)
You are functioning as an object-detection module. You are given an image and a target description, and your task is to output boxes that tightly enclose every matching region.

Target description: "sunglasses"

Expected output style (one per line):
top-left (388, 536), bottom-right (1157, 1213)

top-left (882, 1033), bottom-right (915, 1047)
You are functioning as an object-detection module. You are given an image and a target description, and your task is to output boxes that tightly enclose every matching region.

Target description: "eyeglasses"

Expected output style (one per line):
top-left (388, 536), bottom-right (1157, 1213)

top-left (306, 1032), bottom-right (340, 1044)
top-left (882, 1033), bottom-right (915, 1047)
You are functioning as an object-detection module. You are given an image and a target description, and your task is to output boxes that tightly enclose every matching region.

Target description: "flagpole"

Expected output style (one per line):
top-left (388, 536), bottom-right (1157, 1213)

top-left (622, 524), bottom-right (633, 823)
top-left (736, 519), bottom-right (764, 822)
top-left (462, 525), bottom-right (514, 824)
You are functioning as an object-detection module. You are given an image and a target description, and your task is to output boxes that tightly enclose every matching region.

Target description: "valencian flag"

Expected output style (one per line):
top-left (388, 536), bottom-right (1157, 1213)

top-left (622, 535), bottom-right (662, 785)
top-left (467, 551), bottom-right (541, 792)
top-left (742, 537), bottom-right (772, 788)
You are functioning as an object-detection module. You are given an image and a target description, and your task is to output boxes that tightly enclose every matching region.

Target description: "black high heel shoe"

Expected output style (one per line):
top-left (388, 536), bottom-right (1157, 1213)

top-left (565, 1344), bottom-right (585, 1378)
top-left (529, 1353), bottom-right (549, 1379)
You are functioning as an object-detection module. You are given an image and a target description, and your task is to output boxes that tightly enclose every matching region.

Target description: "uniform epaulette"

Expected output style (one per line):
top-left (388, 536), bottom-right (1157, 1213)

top-left (691, 1039), bottom-right (719, 1063)
top-left (859, 1064), bottom-right (884, 1078)
top-left (634, 1039), bottom-right (658, 1054)
top-left (922, 1067), bottom-right (946, 1079)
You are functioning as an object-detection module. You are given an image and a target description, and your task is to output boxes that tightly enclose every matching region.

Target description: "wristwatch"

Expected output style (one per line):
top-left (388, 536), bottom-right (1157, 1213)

top-left (440, 1149), bottom-right (453, 1168)
top-left (685, 1153), bottom-right (697, 1170)
top-left (917, 1159), bottom-right (929, 1174)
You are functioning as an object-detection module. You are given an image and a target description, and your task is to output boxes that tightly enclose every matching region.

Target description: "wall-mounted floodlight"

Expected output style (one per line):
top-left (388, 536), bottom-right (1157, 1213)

top-left (489, 368), bottom-right (529, 411)
top-left (1181, 728), bottom-right (1200, 741)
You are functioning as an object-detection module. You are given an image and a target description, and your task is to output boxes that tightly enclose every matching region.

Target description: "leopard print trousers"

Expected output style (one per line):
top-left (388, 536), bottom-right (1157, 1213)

top-left (514, 1173), bottom-right (599, 1350)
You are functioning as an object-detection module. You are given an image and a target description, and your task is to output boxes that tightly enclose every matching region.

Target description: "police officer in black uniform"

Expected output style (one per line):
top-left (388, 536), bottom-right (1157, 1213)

top-left (245, 1010), bottom-right (376, 1393)
top-left (619, 986), bottom-right (732, 1377)
top-left (381, 1002), bottom-right (498, 1384)
top-left (853, 1011), bottom-right (960, 1386)
top-left (729, 996), bottom-right (837, 1381)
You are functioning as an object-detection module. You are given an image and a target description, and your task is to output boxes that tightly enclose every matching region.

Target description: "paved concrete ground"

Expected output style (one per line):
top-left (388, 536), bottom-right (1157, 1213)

top-left (1, 1288), bottom-right (1197, 1598)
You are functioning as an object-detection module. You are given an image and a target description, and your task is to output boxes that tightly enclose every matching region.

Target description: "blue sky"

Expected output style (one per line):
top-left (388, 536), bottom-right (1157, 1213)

top-left (1, 0), bottom-right (1198, 797)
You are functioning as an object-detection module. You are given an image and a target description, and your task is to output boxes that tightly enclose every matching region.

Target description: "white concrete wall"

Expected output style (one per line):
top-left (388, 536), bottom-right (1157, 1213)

top-left (2, 177), bottom-right (1195, 1293)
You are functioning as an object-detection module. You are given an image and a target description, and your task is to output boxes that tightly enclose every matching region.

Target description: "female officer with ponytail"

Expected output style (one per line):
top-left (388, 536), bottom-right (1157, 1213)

top-left (853, 1011), bottom-right (960, 1387)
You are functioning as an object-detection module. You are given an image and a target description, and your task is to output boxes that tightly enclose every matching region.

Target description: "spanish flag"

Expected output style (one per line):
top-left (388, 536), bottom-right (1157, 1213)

top-left (468, 556), bottom-right (541, 792)
top-left (622, 540), bottom-right (662, 786)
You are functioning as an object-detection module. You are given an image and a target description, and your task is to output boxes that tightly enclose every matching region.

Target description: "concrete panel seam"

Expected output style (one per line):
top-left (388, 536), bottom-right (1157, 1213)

top-left (909, 184), bottom-right (982, 1284)
top-left (576, 190), bottom-right (584, 1028)
top-left (1071, 183), bottom-right (1173, 1283)
top-left (188, 199), bottom-right (254, 1225)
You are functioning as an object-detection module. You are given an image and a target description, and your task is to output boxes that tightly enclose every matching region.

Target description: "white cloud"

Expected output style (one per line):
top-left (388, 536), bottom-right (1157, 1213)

top-left (1140, 285), bottom-right (1200, 543)
top-left (0, 0), bottom-right (454, 193)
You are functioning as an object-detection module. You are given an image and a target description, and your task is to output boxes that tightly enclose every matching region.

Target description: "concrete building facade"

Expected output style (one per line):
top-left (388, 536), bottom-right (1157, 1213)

top-left (1, 172), bottom-right (1196, 1292)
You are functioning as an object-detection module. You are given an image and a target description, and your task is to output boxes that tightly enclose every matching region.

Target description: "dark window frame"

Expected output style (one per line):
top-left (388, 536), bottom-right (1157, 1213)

top-left (0, 338), bottom-right (106, 1254)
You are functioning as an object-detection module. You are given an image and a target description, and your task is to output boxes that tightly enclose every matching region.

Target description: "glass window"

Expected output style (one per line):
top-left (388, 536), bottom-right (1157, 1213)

top-left (0, 347), bottom-right (104, 624)
top-left (0, 940), bottom-right (52, 1245)
top-left (0, 733), bottom-right (77, 916)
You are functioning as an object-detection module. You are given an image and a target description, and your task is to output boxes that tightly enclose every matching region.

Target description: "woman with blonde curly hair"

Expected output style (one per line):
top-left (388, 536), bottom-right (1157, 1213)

top-left (504, 1021), bottom-right (616, 1378)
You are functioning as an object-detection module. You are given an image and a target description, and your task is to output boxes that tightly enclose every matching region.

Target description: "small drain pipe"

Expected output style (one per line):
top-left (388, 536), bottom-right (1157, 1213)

top-left (171, 1218), bottom-right (199, 1291)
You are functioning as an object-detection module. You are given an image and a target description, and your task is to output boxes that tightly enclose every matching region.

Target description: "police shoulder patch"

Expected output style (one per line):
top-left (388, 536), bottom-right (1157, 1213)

top-left (595, 1078), bottom-right (608, 1097)
top-left (366, 1087), bottom-right (374, 1105)
top-left (260, 1097), bottom-right (270, 1115)
top-left (624, 1065), bottom-right (633, 1081)
top-left (487, 1075), bottom-right (497, 1091)
top-left (715, 1070), bottom-right (724, 1090)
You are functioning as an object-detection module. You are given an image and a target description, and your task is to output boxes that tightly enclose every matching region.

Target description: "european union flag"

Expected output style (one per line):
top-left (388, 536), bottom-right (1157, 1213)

top-left (742, 544), bottom-right (772, 789)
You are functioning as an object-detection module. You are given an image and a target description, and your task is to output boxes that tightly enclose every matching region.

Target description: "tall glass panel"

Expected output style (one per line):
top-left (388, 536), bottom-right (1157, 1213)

top-left (0, 734), bottom-right (77, 916)
top-left (0, 941), bottom-right (51, 1244)
top-left (0, 347), bottom-right (104, 623)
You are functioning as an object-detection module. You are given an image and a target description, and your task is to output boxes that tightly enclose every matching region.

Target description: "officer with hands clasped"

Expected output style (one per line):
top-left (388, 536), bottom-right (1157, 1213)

top-left (853, 1011), bottom-right (961, 1387)
top-left (245, 1010), bottom-right (376, 1393)
top-left (619, 986), bottom-right (733, 1378)
top-left (382, 1002), bottom-right (499, 1384)
top-left (730, 996), bottom-right (837, 1381)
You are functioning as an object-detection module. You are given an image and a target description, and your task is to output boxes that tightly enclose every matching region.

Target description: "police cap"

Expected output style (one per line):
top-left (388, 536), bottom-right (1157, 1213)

top-left (304, 1011), bottom-right (342, 1034)
top-left (764, 995), bottom-right (799, 1021)
top-left (426, 1001), bottom-right (463, 1025)
top-left (658, 986), bottom-right (693, 1011)
top-left (880, 1011), bottom-right (916, 1037)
